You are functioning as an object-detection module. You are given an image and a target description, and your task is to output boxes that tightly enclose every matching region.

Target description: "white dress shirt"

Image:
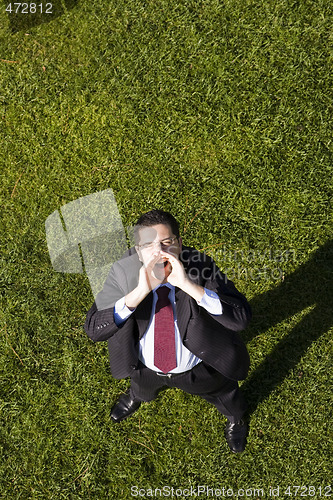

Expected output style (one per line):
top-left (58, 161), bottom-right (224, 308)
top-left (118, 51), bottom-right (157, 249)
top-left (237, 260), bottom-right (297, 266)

top-left (114, 284), bottom-right (223, 374)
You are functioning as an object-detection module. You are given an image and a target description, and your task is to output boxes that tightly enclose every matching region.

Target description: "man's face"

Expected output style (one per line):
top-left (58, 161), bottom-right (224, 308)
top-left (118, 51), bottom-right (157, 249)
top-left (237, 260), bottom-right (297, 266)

top-left (136, 223), bottom-right (182, 281)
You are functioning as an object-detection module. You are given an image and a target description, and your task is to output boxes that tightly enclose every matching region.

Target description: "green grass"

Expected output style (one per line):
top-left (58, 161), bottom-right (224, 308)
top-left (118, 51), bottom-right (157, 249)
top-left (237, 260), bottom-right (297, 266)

top-left (0, 0), bottom-right (332, 498)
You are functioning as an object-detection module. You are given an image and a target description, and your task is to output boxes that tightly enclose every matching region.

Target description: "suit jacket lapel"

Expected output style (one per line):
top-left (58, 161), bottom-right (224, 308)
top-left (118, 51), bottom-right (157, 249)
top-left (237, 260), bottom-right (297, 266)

top-left (135, 292), bottom-right (153, 339)
top-left (175, 287), bottom-right (192, 341)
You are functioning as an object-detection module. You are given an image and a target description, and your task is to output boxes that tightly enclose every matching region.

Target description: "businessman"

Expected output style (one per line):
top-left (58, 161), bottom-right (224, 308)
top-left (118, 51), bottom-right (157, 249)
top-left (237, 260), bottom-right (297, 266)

top-left (84, 209), bottom-right (251, 452)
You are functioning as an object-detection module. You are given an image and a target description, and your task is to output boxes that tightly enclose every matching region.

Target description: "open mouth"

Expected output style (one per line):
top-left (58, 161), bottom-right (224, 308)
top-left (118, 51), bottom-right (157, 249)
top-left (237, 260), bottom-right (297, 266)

top-left (155, 260), bottom-right (169, 268)
top-left (153, 259), bottom-right (172, 280)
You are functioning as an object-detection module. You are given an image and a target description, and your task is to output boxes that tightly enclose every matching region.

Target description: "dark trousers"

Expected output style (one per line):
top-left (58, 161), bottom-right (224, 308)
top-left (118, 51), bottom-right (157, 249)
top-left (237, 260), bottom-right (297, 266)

top-left (129, 361), bottom-right (247, 423)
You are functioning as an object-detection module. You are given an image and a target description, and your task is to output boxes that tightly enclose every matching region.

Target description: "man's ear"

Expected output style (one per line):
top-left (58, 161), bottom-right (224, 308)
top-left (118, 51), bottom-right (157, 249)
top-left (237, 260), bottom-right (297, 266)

top-left (178, 237), bottom-right (183, 251)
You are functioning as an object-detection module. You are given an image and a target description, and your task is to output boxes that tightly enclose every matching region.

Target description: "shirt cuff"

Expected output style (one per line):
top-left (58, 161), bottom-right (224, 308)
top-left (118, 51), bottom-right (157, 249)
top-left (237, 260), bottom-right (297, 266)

top-left (113, 296), bottom-right (136, 326)
top-left (198, 288), bottom-right (223, 315)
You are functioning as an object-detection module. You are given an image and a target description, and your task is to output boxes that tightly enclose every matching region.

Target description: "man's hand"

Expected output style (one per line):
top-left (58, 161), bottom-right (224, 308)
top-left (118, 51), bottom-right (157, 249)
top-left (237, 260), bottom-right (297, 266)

top-left (124, 252), bottom-right (165, 310)
top-left (125, 249), bottom-right (204, 309)
top-left (160, 250), bottom-right (205, 303)
top-left (160, 251), bottom-right (188, 289)
top-left (138, 252), bottom-right (166, 293)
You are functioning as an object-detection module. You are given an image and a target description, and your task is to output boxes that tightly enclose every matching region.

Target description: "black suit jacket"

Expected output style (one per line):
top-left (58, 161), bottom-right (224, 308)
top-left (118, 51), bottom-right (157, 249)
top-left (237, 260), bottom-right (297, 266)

top-left (84, 246), bottom-right (251, 381)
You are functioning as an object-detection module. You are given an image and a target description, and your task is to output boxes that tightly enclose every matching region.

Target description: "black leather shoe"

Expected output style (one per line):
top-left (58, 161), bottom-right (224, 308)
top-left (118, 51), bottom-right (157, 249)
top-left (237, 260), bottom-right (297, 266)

top-left (225, 419), bottom-right (248, 453)
top-left (110, 391), bottom-right (141, 423)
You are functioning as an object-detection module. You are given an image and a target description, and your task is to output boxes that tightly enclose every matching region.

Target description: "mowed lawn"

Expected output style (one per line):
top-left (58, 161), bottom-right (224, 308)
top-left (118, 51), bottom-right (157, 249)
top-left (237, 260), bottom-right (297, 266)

top-left (0, 0), bottom-right (332, 498)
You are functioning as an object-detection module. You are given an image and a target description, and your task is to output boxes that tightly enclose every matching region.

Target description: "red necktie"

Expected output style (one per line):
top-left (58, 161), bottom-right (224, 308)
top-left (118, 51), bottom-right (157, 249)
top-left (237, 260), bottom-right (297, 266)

top-left (154, 286), bottom-right (177, 373)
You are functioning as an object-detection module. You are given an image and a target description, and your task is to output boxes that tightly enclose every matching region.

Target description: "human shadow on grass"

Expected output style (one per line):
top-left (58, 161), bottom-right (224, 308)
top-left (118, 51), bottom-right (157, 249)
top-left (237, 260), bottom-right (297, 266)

top-left (4, 0), bottom-right (78, 33)
top-left (241, 239), bottom-right (333, 415)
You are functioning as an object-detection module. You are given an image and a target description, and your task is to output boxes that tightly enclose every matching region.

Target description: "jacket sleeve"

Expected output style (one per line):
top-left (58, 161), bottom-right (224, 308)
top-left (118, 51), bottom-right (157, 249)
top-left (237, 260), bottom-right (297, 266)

top-left (191, 254), bottom-right (252, 332)
top-left (210, 269), bottom-right (252, 331)
top-left (182, 250), bottom-right (251, 380)
top-left (84, 262), bottom-right (130, 342)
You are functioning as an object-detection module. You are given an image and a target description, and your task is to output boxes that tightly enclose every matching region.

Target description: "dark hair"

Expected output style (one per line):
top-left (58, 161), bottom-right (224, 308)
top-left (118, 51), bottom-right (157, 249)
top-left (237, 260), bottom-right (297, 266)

top-left (134, 209), bottom-right (180, 244)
